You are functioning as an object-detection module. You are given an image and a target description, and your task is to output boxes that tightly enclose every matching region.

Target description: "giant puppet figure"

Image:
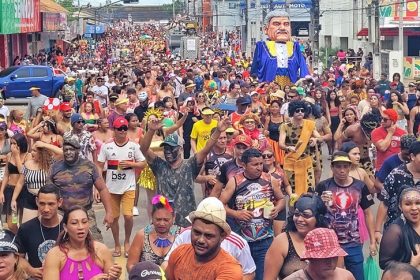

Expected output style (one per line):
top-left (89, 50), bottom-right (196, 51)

top-left (251, 10), bottom-right (309, 87)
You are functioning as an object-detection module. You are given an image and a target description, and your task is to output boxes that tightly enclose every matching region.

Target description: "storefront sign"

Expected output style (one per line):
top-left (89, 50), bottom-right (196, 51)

top-left (42, 12), bottom-right (66, 32)
top-left (0, 0), bottom-right (41, 34)
top-left (85, 24), bottom-right (105, 34)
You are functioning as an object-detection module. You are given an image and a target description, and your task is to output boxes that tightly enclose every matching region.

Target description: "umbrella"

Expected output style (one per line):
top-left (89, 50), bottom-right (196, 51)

top-left (213, 103), bottom-right (237, 112)
top-left (140, 34), bottom-right (152, 40)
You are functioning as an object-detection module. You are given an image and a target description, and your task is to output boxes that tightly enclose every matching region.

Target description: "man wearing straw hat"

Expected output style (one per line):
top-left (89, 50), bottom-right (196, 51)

top-left (165, 197), bottom-right (242, 280)
top-left (25, 86), bottom-right (47, 120)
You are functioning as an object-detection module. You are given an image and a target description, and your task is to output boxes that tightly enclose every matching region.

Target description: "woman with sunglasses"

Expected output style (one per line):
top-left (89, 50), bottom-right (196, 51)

top-left (195, 93), bottom-right (208, 112)
top-left (27, 120), bottom-right (63, 148)
top-left (127, 195), bottom-right (180, 272)
top-left (264, 194), bottom-right (329, 279)
top-left (262, 146), bottom-right (291, 235)
top-left (238, 113), bottom-right (267, 150)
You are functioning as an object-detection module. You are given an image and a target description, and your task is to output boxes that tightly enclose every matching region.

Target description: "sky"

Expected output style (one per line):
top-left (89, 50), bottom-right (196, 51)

top-left (78, 0), bottom-right (173, 6)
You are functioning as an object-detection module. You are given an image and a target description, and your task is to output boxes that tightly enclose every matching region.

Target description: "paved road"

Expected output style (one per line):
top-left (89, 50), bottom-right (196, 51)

top-left (8, 101), bottom-right (378, 277)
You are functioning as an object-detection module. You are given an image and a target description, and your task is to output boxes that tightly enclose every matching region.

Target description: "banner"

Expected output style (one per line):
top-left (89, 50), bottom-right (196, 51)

top-left (42, 12), bottom-right (66, 32)
top-left (0, 0), bottom-right (41, 34)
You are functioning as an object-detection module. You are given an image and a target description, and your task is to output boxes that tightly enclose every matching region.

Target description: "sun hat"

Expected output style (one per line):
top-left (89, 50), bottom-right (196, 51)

top-left (201, 107), bottom-right (215, 115)
top-left (189, 197), bottom-right (231, 235)
top-left (129, 261), bottom-right (166, 280)
top-left (29, 87), bottom-right (40, 91)
top-left (113, 117), bottom-right (128, 129)
top-left (160, 133), bottom-right (184, 147)
top-left (0, 229), bottom-right (18, 253)
top-left (301, 228), bottom-right (347, 260)
top-left (185, 82), bottom-right (196, 88)
top-left (115, 98), bottom-right (129, 106)
top-left (331, 153), bottom-right (352, 164)
top-left (109, 93), bottom-right (119, 100)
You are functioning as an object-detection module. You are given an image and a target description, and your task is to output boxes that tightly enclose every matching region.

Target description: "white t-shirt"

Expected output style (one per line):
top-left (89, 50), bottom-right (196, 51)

top-left (91, 85), bottom-right (109, 108)
top-left (280, 102), bottom-right (290, 117)
top-left (165, 228), bottom-right (256, 274)
top-left (98, 140), bottom-right (145, 194)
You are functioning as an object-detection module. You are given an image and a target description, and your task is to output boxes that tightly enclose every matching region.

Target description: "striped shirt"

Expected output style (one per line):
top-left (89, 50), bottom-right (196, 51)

top-left (23, 167), bottom-right (48, 196)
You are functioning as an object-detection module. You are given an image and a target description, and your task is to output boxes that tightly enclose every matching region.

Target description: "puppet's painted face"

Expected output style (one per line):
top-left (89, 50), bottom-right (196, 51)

top-left (265, 16), bottom-right (291, 42)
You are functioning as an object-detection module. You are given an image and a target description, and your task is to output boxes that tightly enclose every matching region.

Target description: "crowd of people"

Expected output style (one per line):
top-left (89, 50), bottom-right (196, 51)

top-left (0, 15), bottom-right (419, 280)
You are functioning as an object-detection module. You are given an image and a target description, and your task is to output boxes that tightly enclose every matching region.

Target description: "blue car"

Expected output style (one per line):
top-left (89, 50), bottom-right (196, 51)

top-left (0, 65), bottom-right (65, 99)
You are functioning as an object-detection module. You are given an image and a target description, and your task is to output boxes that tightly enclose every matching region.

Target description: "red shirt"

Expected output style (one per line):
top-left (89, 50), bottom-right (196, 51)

top-left (371, 126), bottom-right (406, 170)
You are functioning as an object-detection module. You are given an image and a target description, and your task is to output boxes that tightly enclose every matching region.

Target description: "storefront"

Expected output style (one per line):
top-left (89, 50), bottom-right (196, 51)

top-left (0, 0), bottom-right (41, 68)
top-left (40, 0), bottom-right (68, 54)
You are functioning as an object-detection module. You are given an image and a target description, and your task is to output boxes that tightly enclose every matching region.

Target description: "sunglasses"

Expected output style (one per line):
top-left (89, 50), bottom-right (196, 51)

top-left (244, 120), bottom-right (255, 124)
top-left (288, 95), bottom-right (297, 99)
top-left (382, 118), bottom-right (390, 122)
top-left (197, 95), bottom-right (204, 98)
top-left (116, 125), bottom-right (128, 131)
top-left (295, 108), bottom-right (305, 113)
top-left (0, 128), bottom-right (6, 132)
top-left (262, 154), bottom-right (273, 159)
top-left (293, 211), bottom-right (314, 219)
top-left (75, 120), bottom-right (84, 124)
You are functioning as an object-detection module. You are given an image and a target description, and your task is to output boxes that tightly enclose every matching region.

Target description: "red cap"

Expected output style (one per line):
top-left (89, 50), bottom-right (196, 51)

top-left (301, 228), bottom-right (348, 260)
top-left (60, 102), bottom-right (72, 112)
top-left (113, 117), bottom-right (128, 128)
top-left (390, 82), bottom-right (398, 86)
top-left (383, 109), bottom-right (398, 123)
top-left (233, 134), bottom-right (252, 147)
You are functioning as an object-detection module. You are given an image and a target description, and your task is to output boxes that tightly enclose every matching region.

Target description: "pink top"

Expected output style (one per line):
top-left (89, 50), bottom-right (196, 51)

top-left (60, 255), bottom-right (103, 280)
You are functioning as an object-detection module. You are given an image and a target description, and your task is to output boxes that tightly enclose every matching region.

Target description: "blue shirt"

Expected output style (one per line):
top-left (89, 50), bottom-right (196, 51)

top-left (376, 154), bottom-right (403, 183)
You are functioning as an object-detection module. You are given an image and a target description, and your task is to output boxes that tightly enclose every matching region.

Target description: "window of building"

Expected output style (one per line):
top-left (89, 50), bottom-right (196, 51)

top-left (324, 35), bottom-right (332, 49)
top-left (228, 3), bottom-right (237, 9)
top-left (340, 37), bottom-right (348, 50)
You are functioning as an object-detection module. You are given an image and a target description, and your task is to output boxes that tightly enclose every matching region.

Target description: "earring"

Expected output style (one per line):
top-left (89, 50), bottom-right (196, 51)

top-left (401, 213), bottom-right (406, 224)
top-left (63, 231), bottom-right (68, 240)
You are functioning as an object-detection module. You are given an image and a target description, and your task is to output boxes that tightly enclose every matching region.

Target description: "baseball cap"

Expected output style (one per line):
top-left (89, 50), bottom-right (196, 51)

top-left (189, 197), bottom-right (231, 235)
top-left (390, 82), bottom-right (398, 86)
top-left (233, 134), bottom-right (252, 147)
top-left (383, 109), bottom-right (398, 123)
top-left (29, 87), bottom-right (40, 91)
top-left (70, 113), bottom-right (84, 125)
top-left (129, 261), bottom-right (166, 280)
top-left (160, 133), bottom-right (184, 147)
top-left (296, 87), bottom-right (306, 96)
top-left (0, 229), bottom-right (18, 253)
top-left (63, 135), bottom-right (81, 149)
top-left (113, 117), bottom-right (128, 129)
top-left (115, 98), bottom-right (129, 106)
top-left (409, 82), bottom-right (416, 87)
top-left (60, 102), bottom-right (72, 112)
top-left (301, 228), bottom-right (347, 260)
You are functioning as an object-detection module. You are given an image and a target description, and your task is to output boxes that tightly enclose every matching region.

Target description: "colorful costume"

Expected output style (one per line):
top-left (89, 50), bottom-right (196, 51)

top-left (251, 41), bottom-right (309, 88)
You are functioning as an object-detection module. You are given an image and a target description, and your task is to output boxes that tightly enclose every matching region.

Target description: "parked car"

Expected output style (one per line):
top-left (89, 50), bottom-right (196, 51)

top-left (0, 65), bottom-right (65, 99)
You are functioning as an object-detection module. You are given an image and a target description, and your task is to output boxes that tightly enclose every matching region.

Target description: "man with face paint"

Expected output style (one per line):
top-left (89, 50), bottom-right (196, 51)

top-left (50, 136), bottom-right (114, 242)
top-left (140, 114), bottom-right (232, 227)
top-left (316, 152), bottom-right (376, 280)
top-left (250, 10), bottom-right (309, 87)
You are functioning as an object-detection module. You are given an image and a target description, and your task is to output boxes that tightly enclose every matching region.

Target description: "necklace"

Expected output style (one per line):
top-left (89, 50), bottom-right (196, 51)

top-left (153, 237), bottom-right (172, 248)
top-left (38, 218), bottom-right (61, 263)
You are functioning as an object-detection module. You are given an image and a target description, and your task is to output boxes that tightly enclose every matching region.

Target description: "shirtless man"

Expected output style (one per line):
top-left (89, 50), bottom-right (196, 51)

top-left (340, 112), bottom-right (381, 177)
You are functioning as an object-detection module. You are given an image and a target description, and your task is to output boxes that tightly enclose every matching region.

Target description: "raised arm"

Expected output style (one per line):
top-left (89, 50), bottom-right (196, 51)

top-left (139, 116), bottom-right (161, 164)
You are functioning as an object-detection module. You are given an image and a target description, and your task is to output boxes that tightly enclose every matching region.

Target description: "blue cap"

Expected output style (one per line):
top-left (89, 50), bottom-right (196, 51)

top-left (70, 113), bottom-right (85, 125)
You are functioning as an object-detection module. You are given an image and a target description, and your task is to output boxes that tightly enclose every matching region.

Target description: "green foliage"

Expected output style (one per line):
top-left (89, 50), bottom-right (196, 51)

top-left (161, 0), bottom-right (183, 14)
top-left (319, 46), bottom-right (340, 65)
top-left (55, 0), bottom-right (76, 20)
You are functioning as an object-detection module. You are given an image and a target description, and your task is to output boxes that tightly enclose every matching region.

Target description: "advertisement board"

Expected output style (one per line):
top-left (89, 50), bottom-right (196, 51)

top-left (0, 0), bottom-right (41, 34)
top-left (42, 12), bottom-right (66, 32)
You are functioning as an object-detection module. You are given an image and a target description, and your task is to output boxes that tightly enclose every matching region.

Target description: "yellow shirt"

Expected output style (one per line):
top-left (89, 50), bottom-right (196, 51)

top-left (190, 119), bottom-right (218, 152)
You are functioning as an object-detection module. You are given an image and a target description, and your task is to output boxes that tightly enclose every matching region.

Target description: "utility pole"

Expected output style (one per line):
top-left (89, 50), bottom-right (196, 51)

top-left (255, 0), bottom-right (261, 43)
top-left (311, 0), bottom-right (320, 70)
top-left (398, 0), bottom-right (404, 82)
top-left (245, 0), bottom-right (251, 57)
top-left (373, 0), bottom-right (381, 79)
top-left (285, 0), bottom-right (290, 14)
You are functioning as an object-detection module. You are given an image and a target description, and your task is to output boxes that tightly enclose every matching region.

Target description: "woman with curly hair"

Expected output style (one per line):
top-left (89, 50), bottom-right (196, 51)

top-left (334, 106), bottom-right (359, 149)
top-left (43, 206), bottom-right (122, 279)
top-left (26, 119), bottom-right (63, 148)
top-left (264, 193), bottom-right (330, 279)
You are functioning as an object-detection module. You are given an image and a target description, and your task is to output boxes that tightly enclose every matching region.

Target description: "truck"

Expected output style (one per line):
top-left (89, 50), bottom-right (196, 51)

top-left (0, 65), bottom-right (65, 99)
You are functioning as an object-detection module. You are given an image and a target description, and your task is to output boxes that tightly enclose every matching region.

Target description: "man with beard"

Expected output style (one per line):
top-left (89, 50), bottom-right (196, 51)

top-left (140, 114), bottom-right (231, 227)
top-left (196, 128), bottom-right (233, 197)
top-left (220, 148), bottom-right (285, 280)
top-left (50, 137), bottom-right (113, 242)
top-left (165, 197), bottom-right (242, 279)
top-left (56, 102), bottom-right (73, 135)
top-left (16, 184), bottom-right (63, 279)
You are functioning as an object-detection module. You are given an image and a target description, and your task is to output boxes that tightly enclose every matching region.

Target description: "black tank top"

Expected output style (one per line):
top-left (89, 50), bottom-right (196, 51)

top-left (279, 231), bottom-right (307, 279)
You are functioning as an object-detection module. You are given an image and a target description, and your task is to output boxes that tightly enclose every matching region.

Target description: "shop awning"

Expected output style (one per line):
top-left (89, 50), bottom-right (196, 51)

top-left (40, 0), bottom-right (68, 13)
top-left (357, 27), bottom-right (420, 36)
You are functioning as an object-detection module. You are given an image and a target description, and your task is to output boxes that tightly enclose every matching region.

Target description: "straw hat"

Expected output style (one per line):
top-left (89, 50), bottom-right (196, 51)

top-left (189, 197), bottom-right (231, 235)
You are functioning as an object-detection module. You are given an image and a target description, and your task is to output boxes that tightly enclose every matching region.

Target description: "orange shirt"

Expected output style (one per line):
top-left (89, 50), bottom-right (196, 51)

top-left (166, 244), bottom-right (242, 280)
